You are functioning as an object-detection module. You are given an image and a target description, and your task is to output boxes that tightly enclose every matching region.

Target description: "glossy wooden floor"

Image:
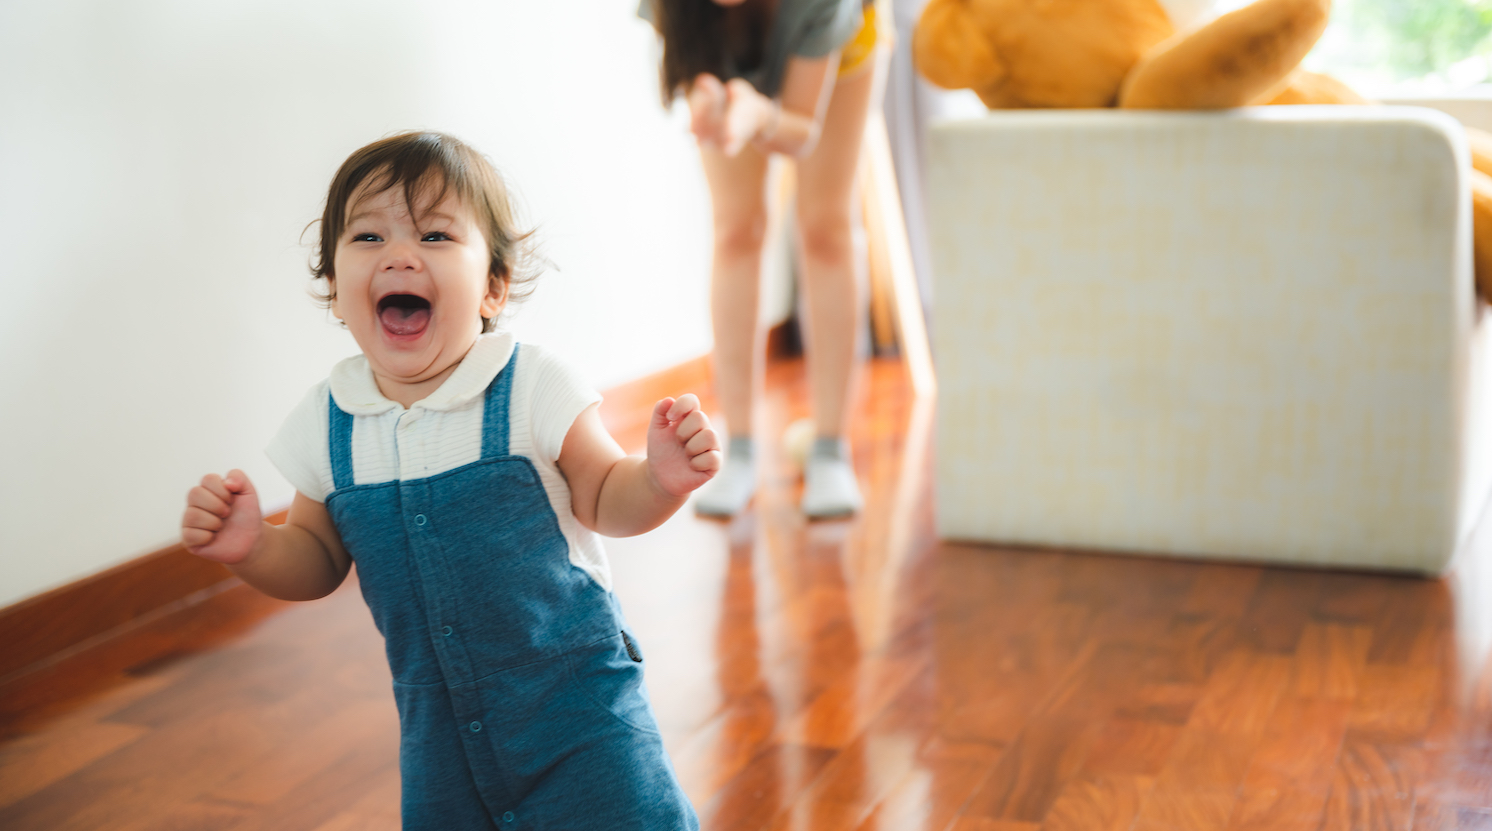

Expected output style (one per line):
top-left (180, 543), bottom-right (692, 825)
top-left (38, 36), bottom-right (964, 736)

top-left (5, 356), bottom-right (1492, 830)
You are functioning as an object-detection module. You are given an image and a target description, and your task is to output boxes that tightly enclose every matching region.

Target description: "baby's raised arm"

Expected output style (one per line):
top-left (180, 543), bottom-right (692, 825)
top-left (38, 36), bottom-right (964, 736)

top-left (181, 471), bottom-right (352, 601)
top-left (560, 394), bottom-right (721, 537)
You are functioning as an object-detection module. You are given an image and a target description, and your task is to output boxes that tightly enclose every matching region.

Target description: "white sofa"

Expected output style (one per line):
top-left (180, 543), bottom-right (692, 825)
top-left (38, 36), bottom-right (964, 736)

top-left (926, 105), bottom-right (1492, 574)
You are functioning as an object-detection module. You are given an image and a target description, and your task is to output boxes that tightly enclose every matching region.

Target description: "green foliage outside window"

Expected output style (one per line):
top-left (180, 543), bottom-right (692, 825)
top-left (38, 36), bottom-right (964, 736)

top-left (1304, 0), bottom-right (1492, 88)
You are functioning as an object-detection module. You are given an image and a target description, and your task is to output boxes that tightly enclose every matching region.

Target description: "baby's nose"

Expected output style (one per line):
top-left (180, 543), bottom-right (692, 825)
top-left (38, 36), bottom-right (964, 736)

top-left (382, 241), bottom-right (421, 270)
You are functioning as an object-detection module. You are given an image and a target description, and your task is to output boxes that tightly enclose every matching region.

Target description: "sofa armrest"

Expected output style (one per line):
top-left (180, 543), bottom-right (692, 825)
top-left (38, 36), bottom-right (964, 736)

top-left (927, 107), bottom-right (1478, 572)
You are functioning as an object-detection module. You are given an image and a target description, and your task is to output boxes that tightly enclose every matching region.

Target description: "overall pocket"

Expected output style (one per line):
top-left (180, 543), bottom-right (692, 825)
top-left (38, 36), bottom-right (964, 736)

top-left (563, 632), bottom-right (662, 736)
top-left (466, 638), bottom-right (661, 791)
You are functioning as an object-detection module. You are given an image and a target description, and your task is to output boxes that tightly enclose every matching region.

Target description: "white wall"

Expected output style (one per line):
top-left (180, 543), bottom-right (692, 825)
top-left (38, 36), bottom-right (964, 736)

top-left (0, 0), bottom-right (715, 608)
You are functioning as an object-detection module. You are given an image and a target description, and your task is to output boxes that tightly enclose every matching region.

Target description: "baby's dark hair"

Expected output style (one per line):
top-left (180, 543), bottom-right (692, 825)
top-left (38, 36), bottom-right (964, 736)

top-left (310, 131), bottom-right (538, 333)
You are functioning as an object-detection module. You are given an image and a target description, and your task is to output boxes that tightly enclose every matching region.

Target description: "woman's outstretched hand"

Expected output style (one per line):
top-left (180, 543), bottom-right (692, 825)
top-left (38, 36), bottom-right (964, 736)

top-left (690, 74), bottom-right (775, 157)
top-left (721, 78), bottom-right (774, 156)
top-left (688, 73), bottom-right (728, 147)
top-left (647, 394), bottom-right (721, 497)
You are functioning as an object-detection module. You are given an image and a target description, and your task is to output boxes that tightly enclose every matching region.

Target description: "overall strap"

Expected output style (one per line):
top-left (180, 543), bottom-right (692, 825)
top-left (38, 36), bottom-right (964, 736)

top-left (480, 343), bottom-right (520, 459)
top-left (328, 393), bottom-right (356, 491)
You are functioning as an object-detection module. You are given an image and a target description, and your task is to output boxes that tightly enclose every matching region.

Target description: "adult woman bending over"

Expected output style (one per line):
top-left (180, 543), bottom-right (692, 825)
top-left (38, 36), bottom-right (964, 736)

top-left (643, 0), bottom-right (887, 518)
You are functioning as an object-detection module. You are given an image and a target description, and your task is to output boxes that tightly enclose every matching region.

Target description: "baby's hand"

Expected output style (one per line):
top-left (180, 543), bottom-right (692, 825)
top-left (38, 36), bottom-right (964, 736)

top-left (181, 470), bottom-right (264, 564)
top-left (647, 394), bottom-right (721, 498)
top-left (688, 73), bottom-right (727, 146)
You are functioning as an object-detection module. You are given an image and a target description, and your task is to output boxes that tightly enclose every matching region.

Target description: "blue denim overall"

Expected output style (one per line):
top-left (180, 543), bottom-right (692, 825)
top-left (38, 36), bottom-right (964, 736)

top-left (324, 347), bottom-right (699, 830)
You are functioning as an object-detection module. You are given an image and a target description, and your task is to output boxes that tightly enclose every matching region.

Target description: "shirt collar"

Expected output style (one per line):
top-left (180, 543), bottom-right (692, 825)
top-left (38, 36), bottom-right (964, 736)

top-left (328, 331), bottom-right (516, 416)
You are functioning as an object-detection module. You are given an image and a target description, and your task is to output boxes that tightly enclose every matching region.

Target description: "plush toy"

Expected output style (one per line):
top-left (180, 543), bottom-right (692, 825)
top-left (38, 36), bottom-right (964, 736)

top-left (913, 0), bottom-right (1492, 299)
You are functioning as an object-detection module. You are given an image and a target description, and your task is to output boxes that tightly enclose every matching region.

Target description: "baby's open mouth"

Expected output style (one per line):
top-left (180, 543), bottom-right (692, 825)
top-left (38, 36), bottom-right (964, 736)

top-left (378, 294), bottom-right (431, 337)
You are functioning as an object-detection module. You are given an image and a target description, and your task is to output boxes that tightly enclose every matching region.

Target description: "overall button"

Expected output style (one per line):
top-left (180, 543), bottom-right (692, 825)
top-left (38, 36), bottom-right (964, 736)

top-left (441, 626), bottom-right (453, 637)
top-left (503, 811), bottom-right (515, 823)
top-left (414, 514), bottom-right (427, 526)
top-left (469, 721), bottom-right (482, 733)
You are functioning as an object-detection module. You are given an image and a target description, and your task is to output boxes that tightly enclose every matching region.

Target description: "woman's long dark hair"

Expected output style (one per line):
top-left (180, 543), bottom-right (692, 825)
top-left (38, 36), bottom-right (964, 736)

top-left (653, 0), bottom-right (773, 105)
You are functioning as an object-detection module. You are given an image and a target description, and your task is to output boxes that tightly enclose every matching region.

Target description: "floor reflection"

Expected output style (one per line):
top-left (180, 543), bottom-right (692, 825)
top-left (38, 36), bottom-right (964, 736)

top-left (11, 357), bottom-right (1492, 829)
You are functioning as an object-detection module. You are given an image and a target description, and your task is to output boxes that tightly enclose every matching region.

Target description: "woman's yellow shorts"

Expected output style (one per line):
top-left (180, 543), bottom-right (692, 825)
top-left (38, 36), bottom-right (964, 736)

top-left (839, 2), bottom-right (891, 78)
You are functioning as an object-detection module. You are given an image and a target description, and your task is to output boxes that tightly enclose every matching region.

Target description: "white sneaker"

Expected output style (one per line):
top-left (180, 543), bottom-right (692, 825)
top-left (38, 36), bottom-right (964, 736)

top-left (801, 439), bottom-right (862, 519)
top-left (695, 437), bottom-right (757, 517)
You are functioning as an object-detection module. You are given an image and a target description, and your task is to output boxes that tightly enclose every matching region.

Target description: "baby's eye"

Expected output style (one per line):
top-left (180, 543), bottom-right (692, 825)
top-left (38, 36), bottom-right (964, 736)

top-left (422, 231), bottom-right (452, 242)
top-left (350, 232), bottom-right (382, 242)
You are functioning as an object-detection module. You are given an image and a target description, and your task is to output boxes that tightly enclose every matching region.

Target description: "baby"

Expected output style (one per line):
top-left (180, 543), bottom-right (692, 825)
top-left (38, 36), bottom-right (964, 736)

top-left (180, 131), bottom-right (714, 830)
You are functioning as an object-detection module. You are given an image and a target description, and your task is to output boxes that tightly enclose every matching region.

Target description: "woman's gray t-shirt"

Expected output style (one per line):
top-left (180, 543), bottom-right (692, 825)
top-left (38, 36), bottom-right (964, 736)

top-left (639, 0), bottom-right (862, 99)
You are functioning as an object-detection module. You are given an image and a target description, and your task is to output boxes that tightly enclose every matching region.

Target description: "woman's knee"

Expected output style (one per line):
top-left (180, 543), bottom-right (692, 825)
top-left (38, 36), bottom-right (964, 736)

top-left (796, 211), bottom-right (854, 268)
top-left (713, 212), bottom-right (768, 260)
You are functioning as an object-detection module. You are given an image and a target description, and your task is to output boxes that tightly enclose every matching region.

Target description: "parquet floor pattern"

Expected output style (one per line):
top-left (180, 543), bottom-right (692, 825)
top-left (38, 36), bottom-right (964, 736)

top-left (3, 357), bottom-right (1492, 830)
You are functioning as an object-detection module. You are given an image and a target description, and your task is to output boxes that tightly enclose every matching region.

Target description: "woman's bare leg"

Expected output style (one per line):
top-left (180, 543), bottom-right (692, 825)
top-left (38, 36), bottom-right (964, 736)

top-left (695, 143), bottom-right (771, 516)
top-left (793, 58), bottom-right (884, 517)
top-left (795, 62), bottom-right (880, 441)
top-left (700, 144), bottom-right (771, 436)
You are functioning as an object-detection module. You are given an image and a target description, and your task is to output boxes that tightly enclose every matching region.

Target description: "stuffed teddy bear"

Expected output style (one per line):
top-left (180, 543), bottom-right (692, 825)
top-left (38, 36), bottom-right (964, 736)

top-left (913, 0), bottom-right (1492, 298)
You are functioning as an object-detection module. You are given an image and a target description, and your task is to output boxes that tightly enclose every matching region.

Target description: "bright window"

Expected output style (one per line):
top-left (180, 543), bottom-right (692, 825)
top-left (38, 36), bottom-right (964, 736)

top-left (1303, 0), bottom-right (1492, 90)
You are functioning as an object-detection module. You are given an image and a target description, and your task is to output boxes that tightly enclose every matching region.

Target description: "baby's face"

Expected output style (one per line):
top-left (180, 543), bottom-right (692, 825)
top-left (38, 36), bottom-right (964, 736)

top-left (331, 184), bottom-right (502, 400)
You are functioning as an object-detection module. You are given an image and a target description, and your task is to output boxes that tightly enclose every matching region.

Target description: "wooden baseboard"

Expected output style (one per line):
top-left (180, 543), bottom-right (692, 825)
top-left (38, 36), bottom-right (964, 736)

top-left (0, 510), bottom-right (287, 683)
top-left (0, 354), bottom-right (724, 684)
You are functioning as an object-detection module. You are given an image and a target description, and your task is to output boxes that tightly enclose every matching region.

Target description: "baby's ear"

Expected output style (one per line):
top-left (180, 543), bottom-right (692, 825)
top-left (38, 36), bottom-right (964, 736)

top-left (914, 0), bottom-right (1005, 92)
top-left (480, 275), bottom-right (507, 319)
top-left (327, 277), bottom-right (343, 320)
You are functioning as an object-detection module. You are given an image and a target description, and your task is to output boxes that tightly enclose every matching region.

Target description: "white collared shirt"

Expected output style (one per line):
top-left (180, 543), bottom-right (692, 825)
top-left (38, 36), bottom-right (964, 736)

top-left (266, 331), bottom-right (611, 589)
